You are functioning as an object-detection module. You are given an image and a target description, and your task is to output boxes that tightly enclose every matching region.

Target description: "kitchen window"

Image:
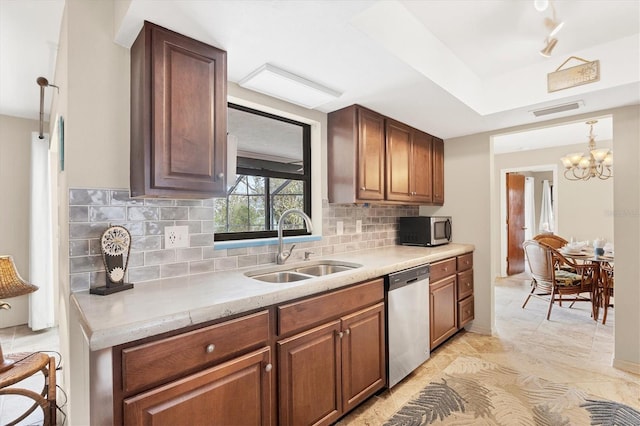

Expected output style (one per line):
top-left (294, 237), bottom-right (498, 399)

top-left (213, 104), bottom-right (311, 241)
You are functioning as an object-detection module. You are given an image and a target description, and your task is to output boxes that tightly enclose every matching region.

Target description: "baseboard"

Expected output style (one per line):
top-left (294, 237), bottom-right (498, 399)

top-left (464, 321), bottom-right (493, 336)
top-left (613, 357), bottom-right (640, 375)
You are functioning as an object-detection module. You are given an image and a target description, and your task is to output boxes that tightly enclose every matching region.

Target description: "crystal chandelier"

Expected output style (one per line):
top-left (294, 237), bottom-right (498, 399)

top-left (560, 120), bottom-right (612, 181)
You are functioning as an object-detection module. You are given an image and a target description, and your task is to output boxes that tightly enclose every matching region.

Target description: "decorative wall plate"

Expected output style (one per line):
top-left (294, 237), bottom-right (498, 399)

top-left (91, 225), bottom-right (134, 295)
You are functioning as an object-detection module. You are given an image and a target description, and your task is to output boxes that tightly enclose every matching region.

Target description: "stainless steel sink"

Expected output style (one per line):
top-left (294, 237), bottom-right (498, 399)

top-left (245, 260), bottom-right (362, 283)
top-left (293, 264), bottom-right (356, 276)
top-left (249, 271), bottom-right (311, 283)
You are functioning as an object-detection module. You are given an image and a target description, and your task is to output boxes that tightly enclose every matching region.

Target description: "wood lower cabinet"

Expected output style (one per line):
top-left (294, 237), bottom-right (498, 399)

top-left (430, 252), bottom-right (474, 350)
top-left (124, 347), bottom-right (272, 426)
top-left (130, 21), bottom-right (227, 198)
top-left (430, 275), bottom-right (458, 349)
top-left (277, 280), bottom-right (386, 426)
top-left (115, 310), bottom-right (273, 425)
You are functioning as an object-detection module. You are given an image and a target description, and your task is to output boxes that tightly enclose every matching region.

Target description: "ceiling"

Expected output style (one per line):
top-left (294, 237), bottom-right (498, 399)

top-left (2, 0), bottom-right (638, 151)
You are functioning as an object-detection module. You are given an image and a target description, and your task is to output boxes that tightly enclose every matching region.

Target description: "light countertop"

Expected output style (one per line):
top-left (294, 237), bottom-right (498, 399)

top-left (71, 243), bottom-right (474, 351)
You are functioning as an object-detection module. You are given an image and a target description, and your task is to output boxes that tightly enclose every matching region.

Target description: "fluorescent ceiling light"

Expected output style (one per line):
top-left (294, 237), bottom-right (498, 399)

top-left (531, 100), bottom-right (583, 117)
top-left (238, 64), bottom-right (341, 109)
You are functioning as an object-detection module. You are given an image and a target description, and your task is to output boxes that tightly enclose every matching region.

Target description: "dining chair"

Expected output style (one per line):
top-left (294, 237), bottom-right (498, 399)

top-left (599, 262), bottom-right (614, 325)
top-left (522, 240), bottom-right (596, 320)
top-left (532, 233), bottom-right (569, 249)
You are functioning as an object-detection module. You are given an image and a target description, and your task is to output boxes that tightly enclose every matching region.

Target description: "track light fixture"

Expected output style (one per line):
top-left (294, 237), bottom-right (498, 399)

top-left (539, 37), bottom-right (558, 57)
top-left (539, 0), bottom-right (564, 57)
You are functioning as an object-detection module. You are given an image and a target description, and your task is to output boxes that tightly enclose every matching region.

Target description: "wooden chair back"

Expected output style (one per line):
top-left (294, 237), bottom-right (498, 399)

top-left (532, 234), bottom-right (568, 249)
top-left (523, 240), bottom-right (555, 288)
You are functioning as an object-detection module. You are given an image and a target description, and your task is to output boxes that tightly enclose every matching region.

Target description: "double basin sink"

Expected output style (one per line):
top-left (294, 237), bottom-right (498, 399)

top-left (246, 260), bottom-right (362, 283)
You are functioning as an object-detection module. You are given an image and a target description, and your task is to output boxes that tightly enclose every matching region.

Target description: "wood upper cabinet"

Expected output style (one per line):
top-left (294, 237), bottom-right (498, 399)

top-left (432, 137), bottom-right (445, 205)
top-left (328, 105), bottom-right (385, 203)
top-left (328, 104), bottom-right (443, 205)
top-left (277, 279), bottom-right (385, 426)
top-left (386, 120), bottom-right (433, 203)
top-left (130, 21), bottom-right (227, 198)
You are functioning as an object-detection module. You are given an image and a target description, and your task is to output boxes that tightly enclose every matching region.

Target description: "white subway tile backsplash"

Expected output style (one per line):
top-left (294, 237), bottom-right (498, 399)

top-left (68, 188), bottom-right (417, 287)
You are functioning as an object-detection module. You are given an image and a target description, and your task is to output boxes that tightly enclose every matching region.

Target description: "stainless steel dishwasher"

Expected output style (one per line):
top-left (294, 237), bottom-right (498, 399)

top-left (386, 264), bottom-right (430, 388)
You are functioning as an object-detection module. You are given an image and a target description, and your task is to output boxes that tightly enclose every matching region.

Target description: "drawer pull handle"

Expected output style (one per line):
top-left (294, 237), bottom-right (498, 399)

top-left (206, 344), bottom-right (215, 354)
top-left (265, 363), bottom-right (273, 373)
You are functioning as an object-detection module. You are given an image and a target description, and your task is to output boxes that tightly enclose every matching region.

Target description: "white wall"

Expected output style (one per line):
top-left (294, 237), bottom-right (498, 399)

top-left (495, 141), bottom-right (614, 245)
top-left (435, 106), bottom-right (639, 373)
top-left (0, 115), bottom-right (40, 327)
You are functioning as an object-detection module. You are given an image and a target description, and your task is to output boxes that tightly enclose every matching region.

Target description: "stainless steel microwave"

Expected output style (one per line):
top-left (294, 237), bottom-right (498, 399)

top-left (398, 216), bottom-right (452, 246)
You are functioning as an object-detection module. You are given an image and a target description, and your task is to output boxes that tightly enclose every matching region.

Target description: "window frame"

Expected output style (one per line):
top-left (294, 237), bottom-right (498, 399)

top-left (214, 103), bottom-right (311, 241)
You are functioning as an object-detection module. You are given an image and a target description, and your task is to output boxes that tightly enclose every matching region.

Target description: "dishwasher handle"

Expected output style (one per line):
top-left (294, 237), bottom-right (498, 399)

top-left (387, 265), bottom-right (430, 292)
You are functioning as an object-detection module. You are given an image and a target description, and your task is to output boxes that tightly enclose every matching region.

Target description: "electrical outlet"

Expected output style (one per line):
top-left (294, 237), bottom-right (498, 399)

top-left (165, 225), bottom-right (189, 248)
top-left (356, 220), bottom-right (362, 233)
top-left (336, 221), bottom-right (344, 235)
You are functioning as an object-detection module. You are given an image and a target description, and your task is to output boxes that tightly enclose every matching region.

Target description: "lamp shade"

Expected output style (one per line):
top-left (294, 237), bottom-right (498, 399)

top-left (0, 256), bottom-right (38, 299)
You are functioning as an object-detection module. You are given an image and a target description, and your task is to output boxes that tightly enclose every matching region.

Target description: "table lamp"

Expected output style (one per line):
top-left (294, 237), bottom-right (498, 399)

top-left (0, 255), bottom-right (39, 373)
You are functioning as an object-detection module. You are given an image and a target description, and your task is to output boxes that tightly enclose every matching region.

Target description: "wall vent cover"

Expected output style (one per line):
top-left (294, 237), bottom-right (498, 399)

top-left (532, 101), bottom-right (583, 117)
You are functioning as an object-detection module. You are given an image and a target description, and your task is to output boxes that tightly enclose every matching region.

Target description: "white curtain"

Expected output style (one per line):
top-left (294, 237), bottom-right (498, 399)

top-left (29, 132), bottom-right (55, 331)
top-left (538, 179), bottom-right (554, 234)
top-left (524, 177), bottom-right (535, 240)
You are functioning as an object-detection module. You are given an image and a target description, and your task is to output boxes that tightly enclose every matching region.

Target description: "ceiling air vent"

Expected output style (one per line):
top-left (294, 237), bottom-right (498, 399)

top-left (532, 101), bottom-right (583, 117)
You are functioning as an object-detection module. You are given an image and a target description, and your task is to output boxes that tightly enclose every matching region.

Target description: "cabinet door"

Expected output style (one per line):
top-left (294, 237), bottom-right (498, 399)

top-left (278, 321), bottom-right (342, 426)
top-left (432, 137), bottom-right (444, 205)
top-left (341, 302), bottom-right (386, 413)
top-left (430, 276), bottom-right (457, 349)
top-left (357, 109), bottom-right (385, 201)
top-left (386, 120), bottom-right (412, 202)
top-left (131, 22), bottom-right (227, 198)
top-left (411, 130), bottom-right (433, 203)
top-left (123, 347), bottom-right (272, 426)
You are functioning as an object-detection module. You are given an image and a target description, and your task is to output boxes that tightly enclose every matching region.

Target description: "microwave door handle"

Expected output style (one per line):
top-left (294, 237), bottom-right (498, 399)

top-left (445, 219), bottom-right (452, 240)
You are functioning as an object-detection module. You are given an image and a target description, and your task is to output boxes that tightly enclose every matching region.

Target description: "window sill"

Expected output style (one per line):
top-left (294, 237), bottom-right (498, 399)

top-left (214, 235), bottom-right (322, 250)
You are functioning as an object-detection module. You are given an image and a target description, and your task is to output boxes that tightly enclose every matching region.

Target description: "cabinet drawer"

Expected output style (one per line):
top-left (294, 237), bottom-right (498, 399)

top-left (457, 269), bottom-right (474, 301)
top-left (278, 279), bottom-right (384, 336)
top-left (122, 310), bottom-right (270, 394)
top-left (458, 296), bottom-right (474, 328)
top-left (457, 253), bottom-right (473, 272)
top-left (430, 258), bottom-right (456, 282)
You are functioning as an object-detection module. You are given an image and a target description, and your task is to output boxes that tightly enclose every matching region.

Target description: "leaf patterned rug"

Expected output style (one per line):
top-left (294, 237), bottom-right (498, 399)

top-left (384, 356), bottom-right (640, 426)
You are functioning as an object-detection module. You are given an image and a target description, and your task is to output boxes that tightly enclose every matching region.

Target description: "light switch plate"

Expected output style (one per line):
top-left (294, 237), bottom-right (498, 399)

top-left (356, 220), bottom-right (362, 233)
top-left (165, 225), bottom-right (189, 248)
top-left (336, 221), bottom-right (344, 235)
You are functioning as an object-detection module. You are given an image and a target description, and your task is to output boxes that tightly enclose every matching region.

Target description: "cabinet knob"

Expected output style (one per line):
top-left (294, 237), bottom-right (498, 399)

top-left (444, 267), bottom-right (448, 272)
top-left (205, 344), bottom-right (215, 353)
top-left (467, 282), bottom-right (471, 287)
top-left (360, 187), bottom-right (366, 191)
top-left (338, 331), bottom-right (344, 338)
top-left (217, 173), bottom-right (224, 180)
top-left (265, 363), bottom-right (273, 373)
top-left (345, 328), bottom-right (350, 335)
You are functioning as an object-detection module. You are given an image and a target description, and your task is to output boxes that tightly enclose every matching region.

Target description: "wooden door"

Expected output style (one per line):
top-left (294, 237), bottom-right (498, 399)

top-left (411, 130), bottom-right (433, 203)
top-left (432, 137), bottom-right (445, 205)
top-left (356, 109), bottom-right (385, 201)
top-left (123, 347), bottom-right (272, 426)
top-left (278, 321), bottom-right (342, 426)
top-left (430, 276), bottom-right (457, 350)
top-left (340, 303), bottom-right (386, 413)
top-left (507, 173), bottom-right (526, 275)
top-left (385, 120), bottom-right (412, 202)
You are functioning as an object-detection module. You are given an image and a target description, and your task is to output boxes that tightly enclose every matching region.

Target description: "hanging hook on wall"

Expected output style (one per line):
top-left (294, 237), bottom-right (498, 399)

top-left (36, 77), bottom-right (59, 140)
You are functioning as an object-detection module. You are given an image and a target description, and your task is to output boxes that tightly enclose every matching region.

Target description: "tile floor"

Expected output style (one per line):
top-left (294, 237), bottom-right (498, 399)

top-left (0, 273), bottom-right (637, 426)
top-left (338, 273), bottom-right (638, 425)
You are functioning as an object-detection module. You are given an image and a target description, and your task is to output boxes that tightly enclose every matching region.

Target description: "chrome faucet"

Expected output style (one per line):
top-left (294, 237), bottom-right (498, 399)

top-left (277, 209), bottom-right (313, 265)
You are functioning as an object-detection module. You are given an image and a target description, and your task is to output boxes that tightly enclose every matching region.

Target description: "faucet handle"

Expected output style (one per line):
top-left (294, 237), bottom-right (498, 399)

top-left (304, 251), bottom-right (314, 261)
top-left (287, 244), bottom-right (297, 257)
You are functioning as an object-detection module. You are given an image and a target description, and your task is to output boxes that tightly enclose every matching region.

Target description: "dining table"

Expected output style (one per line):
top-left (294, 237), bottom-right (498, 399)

top-left (559, 248), bottom-right (614, 323)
